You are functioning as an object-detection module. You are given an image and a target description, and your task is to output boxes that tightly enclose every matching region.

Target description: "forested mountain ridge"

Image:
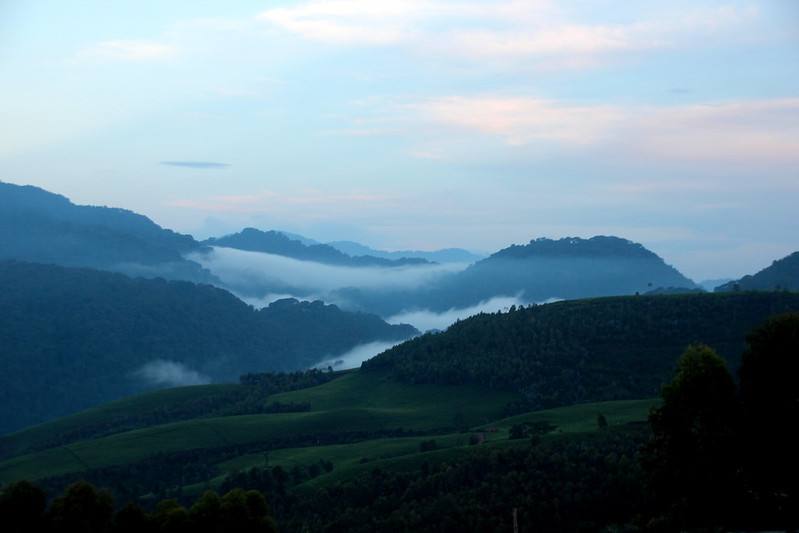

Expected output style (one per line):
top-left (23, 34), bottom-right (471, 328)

top-left (0, 181), bottom-right (216, 283)
top-left (203, 228), bottom-right (431, 267)
top-left (715, 250), bottom-right (799, 292)
top-left (363, 291), bottom-right (799, 410)
top-left (0, 260), bottom-right (417, 435)
top-left (419, 236), bottom-right (698, 310)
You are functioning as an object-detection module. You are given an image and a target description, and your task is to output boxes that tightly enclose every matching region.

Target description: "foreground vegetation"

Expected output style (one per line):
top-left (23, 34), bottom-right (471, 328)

top-left (1, 293), bottom-right (798, 531)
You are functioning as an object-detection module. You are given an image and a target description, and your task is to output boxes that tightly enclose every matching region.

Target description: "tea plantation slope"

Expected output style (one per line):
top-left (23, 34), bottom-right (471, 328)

top-left (0, 370), bottom-right (518, 483)
top-left (364, 291), bottom-right (799, 409)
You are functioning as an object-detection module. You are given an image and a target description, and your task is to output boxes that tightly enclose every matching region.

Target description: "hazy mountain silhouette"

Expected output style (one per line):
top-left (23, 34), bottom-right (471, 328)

top-left (327, 240), bottom-right (485, 264)
top-left (423, 236), bottom-right (699, 310)
top-left (204, 228), bottom-right (430, 267)
top-left (0, 181), bottom-right (216, 283)
top-left (316, 236), bottom-right (699, 316)
top-left (715, 251), bottom-right (799, 292)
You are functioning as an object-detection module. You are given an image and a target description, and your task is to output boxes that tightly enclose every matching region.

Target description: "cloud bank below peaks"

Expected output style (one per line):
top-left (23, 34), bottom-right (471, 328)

top-left (189, 246), bottom-right (468, 306)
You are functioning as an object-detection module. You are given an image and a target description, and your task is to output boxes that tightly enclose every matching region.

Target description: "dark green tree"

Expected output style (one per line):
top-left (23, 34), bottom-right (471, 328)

top-left (642, 343), bottom-right (739, 530)
top-left (46, 480), bottom-right (114, 533)
top-left (0, 479), bottom-right (47, 533)
top-left (219, 488), bottom-right (277, 533)
top-left (188, 490), bottom-right (223, 533)
top-left (113, 502), bottom-right (149, 533)
top-left (737, 312), bottom-right (799, 528)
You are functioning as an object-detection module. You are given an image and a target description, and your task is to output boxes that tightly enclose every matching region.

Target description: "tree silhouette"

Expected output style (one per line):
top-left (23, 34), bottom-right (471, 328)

top-left (642, 344), bottom-right (739, 530)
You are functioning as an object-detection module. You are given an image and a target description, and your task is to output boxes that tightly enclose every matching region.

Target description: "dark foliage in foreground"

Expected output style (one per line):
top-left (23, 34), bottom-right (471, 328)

top-left (642, 313), bottom-right (799, 531)
top-left (0, 479), bottom-right (276, 533)
top-left (226, 430), bottom-right (649, 533)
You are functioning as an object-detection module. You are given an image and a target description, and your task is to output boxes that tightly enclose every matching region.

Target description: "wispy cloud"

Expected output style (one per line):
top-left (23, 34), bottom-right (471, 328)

top-left (189, 246), bottom-right (466, 296)
top-left (72, 40), bottom-right (177, 64)
top-left (161, 161), bottom-right (232, 169)
top-left (135, 360), bottom-right (211, 387)
top-left (340, 95), bottom-right (799, 164)
top-left (255, 0), bottom-right (758, 70)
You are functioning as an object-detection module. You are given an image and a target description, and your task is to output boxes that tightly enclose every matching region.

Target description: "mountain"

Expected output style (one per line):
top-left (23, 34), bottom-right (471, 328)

top-left (0, 260), bottom-right (417, 434)
top-left (203, 228), bottom-right (430, 267)
top-left (0, 181), bottom-right (216, 283)
top-left (715, 251), bottom-right (799, 292)
top-left (327, 240), bottom-right (485, 264)
top-left (425, 236), bottom-right (698, 310)
top-left (328, 236), bottom-right (700, 316)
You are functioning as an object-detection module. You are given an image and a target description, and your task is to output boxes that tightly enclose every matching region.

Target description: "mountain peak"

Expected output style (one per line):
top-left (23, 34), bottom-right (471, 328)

top-left (493, 236), bottom-right (656, 260)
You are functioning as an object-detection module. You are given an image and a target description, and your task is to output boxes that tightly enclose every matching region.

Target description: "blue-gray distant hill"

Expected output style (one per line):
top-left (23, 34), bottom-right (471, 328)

top-left (0, 260), bottom-right (417, 434)
top-left (0, 181), bottom-right (215, 284)
top-left (204, 228), bottom-right (431, 267)
top-left (425, 236), bottom-right (699, 310)
top-left (327, 240), bottom-right (485, 264)
top-left (715, 251), bottom-right (799, 292)
top-left (317, 236), bottom-right (699, 316)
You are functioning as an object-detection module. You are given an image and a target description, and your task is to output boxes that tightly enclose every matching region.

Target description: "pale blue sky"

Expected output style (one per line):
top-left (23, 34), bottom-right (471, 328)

top-left (1, 0), bottom-right (798, 281)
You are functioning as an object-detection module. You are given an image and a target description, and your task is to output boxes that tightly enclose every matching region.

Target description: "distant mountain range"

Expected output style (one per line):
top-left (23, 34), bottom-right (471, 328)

top-left (326, 239), bottom-right (485, 264)
top-left (203, 228), bottom-right (432, 267)
top-left (1, 180), bottom-right (798, 435)
top-left (0, 182), bottom-right (215, 284)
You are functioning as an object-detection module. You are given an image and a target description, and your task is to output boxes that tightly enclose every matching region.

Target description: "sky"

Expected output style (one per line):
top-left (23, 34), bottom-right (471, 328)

top-left (1, 0), bottom-right (798, 282)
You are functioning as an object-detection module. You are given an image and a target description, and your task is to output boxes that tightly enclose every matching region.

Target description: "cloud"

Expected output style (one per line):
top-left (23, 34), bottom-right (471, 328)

top-left (340, 96), bottom-right (799, 165)
top-left (188, 246), bottom-right (467, 301)
top-left (255, 0), bottom-right (757, 69)
top-left (313, 340), bottom-right (405, 370)
top-left (73, 40), bottom-right (177, 63)
top-left (622, 99), bottom-right (799, 163)
top-left (135, 360), bottom-right (212, 387)
top-left (399, 96), bottom-right (623, 146)
top-left (161, 161), bottom-right (232, 169)
top-left (386, 295), bottom-right (558, 333)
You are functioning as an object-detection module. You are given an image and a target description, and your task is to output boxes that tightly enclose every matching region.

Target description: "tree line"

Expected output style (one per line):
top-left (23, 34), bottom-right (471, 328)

top-left (0, 479), bottom-right (276, 533)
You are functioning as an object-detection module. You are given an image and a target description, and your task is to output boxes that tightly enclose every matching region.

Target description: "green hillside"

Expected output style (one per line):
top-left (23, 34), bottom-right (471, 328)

top-left (364, 291), bottom-right (799, 409)
top-left (0, 368), bottom-right (655, 531)
top-left (3, 291), bottom-right (797, 531)
top-left (0, 260), bottom-right (417, 434)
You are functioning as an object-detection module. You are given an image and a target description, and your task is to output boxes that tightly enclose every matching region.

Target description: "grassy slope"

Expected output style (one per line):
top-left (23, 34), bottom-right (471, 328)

top-left (0, 367), bottom-right (655, 494)
top-left (0, 384), bottom-right (241, 459)
top-left (0, 371), bottom-right (518, 483)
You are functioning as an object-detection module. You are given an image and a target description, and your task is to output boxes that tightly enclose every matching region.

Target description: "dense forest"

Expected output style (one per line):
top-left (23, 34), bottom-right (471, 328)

top-left (0, 260), bottom-right (416, 434)
top-left (363, 291), bottom-right (799, 410)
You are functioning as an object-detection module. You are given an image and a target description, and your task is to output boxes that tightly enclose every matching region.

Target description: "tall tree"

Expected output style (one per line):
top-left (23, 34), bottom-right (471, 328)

top-left (642, 343), bottom-right (739, 530)
top-left (737, 312), bottom-right (799, 528)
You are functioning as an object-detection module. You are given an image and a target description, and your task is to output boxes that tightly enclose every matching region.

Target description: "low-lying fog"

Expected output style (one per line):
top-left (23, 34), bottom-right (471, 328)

top-left (188, 246), bottom-right (556, 373)
top-left (190, 246), bottom-right (467, 304)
